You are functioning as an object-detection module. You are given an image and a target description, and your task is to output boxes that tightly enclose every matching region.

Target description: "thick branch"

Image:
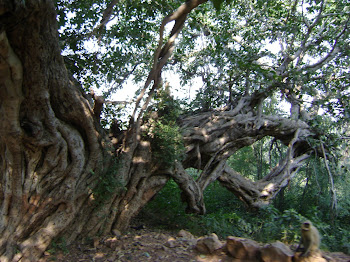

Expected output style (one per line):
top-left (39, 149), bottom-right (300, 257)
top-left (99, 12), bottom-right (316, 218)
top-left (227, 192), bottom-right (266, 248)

top-left (176, 109), bottom-right (316, 210)
top-left (131, 0), bottom-right (207, 126)
top-left (172, 162), bottom-right (205, 214)
top-left (181, 110), bottom-right (314, 169)
top-left (97, 0), bottom-right (119, 30)
top-left (0, 30), bottom-right (24, 256)
top-left (218, 152), bottom-right (310, 208)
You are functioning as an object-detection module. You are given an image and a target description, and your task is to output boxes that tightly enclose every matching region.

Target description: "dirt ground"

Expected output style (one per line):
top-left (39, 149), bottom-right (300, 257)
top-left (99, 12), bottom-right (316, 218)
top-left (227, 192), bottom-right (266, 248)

top-left (42, 226), bottom-right (230, 262)
top-left (43, 226), bottom-right (350, 262)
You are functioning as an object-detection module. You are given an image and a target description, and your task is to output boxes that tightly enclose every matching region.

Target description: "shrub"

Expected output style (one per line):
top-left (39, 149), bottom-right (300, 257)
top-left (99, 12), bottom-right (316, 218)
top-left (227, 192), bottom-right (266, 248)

top-left (150, 121), bottom-right (185, 168)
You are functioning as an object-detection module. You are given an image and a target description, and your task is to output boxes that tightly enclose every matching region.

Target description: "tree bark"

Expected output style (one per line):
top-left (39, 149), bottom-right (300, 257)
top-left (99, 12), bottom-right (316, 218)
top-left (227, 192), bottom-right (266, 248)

top-left (171, 110), bottom-right (315, 212)
top-left (0, 1), bottom-right (110, 260)
top-left (0, 1), bottom-right (206, 260)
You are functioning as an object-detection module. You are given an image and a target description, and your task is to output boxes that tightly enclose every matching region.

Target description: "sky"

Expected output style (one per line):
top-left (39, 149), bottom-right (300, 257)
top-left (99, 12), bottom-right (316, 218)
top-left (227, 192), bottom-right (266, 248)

top-left (111, 71), bottom-right (200, 102)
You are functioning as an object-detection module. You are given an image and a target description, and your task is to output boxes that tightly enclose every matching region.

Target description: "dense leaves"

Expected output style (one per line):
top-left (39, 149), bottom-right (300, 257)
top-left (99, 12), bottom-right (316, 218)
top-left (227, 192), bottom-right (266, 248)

top-left (56, 0), bottom-right (350, 128)
top-left (145, 87), bottom-right (185, 167)
top-left (173, 0), bottom-right (350, 123)
top-left (55, 0), bottom-right (184, 96)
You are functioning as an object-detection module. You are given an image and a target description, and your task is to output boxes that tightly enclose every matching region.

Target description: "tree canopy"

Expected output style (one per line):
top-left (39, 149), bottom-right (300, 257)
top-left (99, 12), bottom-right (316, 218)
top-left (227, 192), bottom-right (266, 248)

top-left (57, 0), bottom-right (350, 122)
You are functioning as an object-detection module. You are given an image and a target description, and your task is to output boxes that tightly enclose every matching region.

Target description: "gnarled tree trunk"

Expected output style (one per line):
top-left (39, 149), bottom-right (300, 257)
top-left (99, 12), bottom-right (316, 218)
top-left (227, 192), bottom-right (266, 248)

top-left (0, 1), bottom-right (108, 260)
top-left (0, 1), bottom-right (204, 261)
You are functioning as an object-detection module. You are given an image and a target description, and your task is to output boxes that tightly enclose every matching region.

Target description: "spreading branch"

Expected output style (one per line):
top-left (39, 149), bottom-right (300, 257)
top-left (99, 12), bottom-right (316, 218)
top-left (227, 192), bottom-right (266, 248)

top-left (131, 0), bottom-right (208, 128)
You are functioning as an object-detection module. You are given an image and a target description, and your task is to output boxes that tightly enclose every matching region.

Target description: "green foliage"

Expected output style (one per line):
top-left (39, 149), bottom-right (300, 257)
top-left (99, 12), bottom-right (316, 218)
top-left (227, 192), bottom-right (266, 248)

top-left (55, 0), bottom-right (350, 130)
top-left (100, 102), bottom-right (129, 129)
top-left (146, 87), bottom-right (185, 168)
top-left (253, 207), bottom-right (304, 244)
top-left (227, 137), bottom-right (287, 181)
top-left (321, 223), bottom-right (350, 253)
top-left (140, 179), bottom-right (189, 229)
top-left (143, 168), bottom-right (350, 252)
top-left (47, 237), bottom-right (69, 255)
top-left (210, 0), bottom-right (231, 11)
top-left (55, 0), bottom-right (183, 97)
top-left (173, 0), bottom-right (350, 126)
top-left (150, 122), bottom-right (185, 168)
top-left (151, 87), bottom-right (183, 124)
top-left (91, 159), bottom-right (126, 205)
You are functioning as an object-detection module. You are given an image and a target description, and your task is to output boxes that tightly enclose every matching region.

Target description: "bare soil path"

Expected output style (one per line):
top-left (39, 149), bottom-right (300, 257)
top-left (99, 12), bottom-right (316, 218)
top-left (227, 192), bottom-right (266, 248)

top-left (42, 226), bottom-right (350, 262)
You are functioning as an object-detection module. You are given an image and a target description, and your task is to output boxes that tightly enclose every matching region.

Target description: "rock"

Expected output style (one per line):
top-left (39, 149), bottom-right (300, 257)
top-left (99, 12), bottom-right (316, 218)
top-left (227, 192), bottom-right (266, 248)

top-left (93, 252), bottom-right (105, 261)
top-left (104, 236), bottom-right (119, 249)
top-left (261, 241), bottom-right (294, 262)
top-left (196, 240), bottom-right (210, 254)
top-left (196, 233), bottom-right (224, 254)
top-left (226, 236), bottom-right (260, 261)
top-left (293, 251), bottom-right (327, 262)
top-left (177, 229), bottom-right (195, 239)
top-left (164, 237), bottom-right (177, 248)
top-left (323, 251), bottom-right (350, 262)
top-left (177, 230), bottom-right (197, 247)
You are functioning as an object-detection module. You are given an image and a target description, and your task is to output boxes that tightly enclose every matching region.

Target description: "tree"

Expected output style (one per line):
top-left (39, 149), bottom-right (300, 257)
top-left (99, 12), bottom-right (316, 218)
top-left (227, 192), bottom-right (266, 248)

top-left (174, 0), bottom-right (349, 213)
top-left (0, 0), bottom-right (349, 260)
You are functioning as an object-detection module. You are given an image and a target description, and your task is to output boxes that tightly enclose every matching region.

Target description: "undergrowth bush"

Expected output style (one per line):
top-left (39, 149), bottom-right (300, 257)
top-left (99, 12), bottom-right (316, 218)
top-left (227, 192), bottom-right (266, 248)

top-left (143, 86), bottom-right (185, 168)
top-left (150, 122), bottom-right (185, 168)
top-left (91, 159), bottom-right (126, 205)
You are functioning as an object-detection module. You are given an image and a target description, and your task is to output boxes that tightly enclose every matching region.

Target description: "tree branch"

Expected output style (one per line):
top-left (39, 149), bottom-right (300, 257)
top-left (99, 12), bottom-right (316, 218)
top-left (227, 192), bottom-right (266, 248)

top-left (173, 162), bottom-right (206, 214)
top-left (131, 0), bottom-right (208, 127)
top-left (95, 0), bottom-right (119, 31)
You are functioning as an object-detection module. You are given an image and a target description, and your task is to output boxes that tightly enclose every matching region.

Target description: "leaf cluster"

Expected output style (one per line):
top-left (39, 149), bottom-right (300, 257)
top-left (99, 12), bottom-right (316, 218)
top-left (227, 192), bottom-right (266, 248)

top-left (55, 0), bottom-right (183, 97)
top-left (150, 122), bottom-right (185, 168)
top-left (47, 237), bottom-right (69, 255)
top-left (91, 159), bottom-right (126, 205)
top-left (144, 88), bottom-right (185, 168)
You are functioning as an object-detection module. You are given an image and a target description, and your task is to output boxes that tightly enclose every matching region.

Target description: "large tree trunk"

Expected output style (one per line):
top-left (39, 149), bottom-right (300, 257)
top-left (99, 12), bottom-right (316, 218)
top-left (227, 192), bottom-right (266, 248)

top-left (0, 2), bottom-right (163, 257)
top-left (0, 1), bottom-right (204, 261)
top-left (0, 1), bottom-right (109, 260)
top-left (0, 1), bottom-right (318, 261)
